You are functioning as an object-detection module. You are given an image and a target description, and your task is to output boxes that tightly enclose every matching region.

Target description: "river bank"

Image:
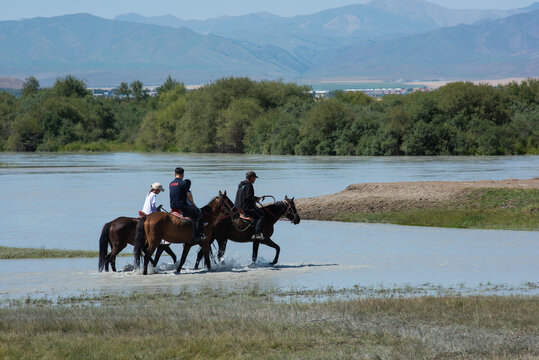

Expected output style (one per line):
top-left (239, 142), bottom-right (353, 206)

top-left (1, 288), bottom-right (537, 359)
top-left (296, 179), bottom-right (539, 230)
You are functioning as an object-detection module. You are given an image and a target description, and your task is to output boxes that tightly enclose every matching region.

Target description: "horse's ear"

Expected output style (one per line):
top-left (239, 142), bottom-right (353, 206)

top-left (224, 190), bottom-right (227, 196)
top-left (291, 197), bottom-right (295, 201)
top-left (285, 195), bottom-right (289, 201)
top-left (219, 190), bottom-right (223, 196)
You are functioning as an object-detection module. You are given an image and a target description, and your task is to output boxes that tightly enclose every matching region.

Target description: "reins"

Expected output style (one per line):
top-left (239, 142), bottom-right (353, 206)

top-left (258, 199), bottom-right (297, 222)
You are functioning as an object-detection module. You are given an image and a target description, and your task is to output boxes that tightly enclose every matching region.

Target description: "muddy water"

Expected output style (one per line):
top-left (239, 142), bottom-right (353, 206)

top-left (0, 153), bottom-right (538, 299)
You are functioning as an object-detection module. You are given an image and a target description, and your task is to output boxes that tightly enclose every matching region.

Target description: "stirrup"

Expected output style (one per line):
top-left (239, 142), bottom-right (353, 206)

top-left (251, 233), bottom-right (264, 240)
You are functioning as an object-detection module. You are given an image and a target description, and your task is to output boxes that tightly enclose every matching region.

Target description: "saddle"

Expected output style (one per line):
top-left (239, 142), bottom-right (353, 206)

top-left (170, 211), bottom-right (192, 224)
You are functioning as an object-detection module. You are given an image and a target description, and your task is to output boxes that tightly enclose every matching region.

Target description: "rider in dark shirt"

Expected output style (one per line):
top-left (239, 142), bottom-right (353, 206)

top-left (235, 170), bottom-right (265, 240)
top-left (169, 167), bottom-right (204, 242)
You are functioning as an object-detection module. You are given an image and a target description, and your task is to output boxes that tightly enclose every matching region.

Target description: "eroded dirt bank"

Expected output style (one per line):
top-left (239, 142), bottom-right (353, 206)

top-left (295, 179), bottom-right (539, 220)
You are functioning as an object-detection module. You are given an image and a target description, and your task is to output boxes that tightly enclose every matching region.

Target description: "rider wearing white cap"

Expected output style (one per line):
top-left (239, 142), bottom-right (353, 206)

top-left (141, 182), bottom-right (164, 215)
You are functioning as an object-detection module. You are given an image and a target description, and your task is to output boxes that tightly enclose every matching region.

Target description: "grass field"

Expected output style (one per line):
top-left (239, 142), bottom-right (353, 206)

top-left (339, 188), bottom-right (539, 231)
top-left (0, 246), bottom-right (130, 260)
top-left (0, 288), bottom-right (537, 359)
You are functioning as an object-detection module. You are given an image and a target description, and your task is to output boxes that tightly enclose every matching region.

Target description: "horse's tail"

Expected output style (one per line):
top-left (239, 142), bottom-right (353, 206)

top-left (98, 221), bottom-right (112, 272)
top-left (134, 217), bottom-right (146, 269)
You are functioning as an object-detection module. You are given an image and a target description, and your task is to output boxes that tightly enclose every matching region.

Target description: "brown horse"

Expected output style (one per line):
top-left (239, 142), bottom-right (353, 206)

top-left (195, 195), bottom-right (300, 268)
top-left (98, 216), bottom-right (177, 272)
top-left (134, 192), bottom-right (227, 275)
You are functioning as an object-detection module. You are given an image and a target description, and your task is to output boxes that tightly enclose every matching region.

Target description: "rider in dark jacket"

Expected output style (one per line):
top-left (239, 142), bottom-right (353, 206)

top-left (235, 170), bottom-right (265, 240)
top-left (169, 167), bottom-right (204, 242)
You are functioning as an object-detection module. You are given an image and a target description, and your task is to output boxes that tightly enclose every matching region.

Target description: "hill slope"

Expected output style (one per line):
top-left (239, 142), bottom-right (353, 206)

top-left (116, 0), bottom-right (537, 55)
top-left (308, 9), bottom-right (539, 80)
top-left (0, 14), bottom-right (307, 85)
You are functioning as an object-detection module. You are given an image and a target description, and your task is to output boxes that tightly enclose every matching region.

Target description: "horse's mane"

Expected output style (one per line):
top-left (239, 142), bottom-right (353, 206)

top-left (262, 201), bottom-right (286, 213)
top-left (200, 196), bottom-right (219, 213)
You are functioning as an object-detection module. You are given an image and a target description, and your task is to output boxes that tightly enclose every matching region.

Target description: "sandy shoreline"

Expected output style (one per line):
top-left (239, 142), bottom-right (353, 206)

top-left (296, 179), bottom-right (539, 220)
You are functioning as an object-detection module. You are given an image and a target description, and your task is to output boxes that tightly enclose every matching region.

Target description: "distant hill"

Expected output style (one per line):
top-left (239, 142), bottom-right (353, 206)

top-left (115, 0), bottom-right (537, 57)
top-left (364, 0), bottom-right (529, 28)
top-left (308, 9), bottom-right (539, 80)
top-left (0, 14), bottom-right (307, 86)
top-left (1, 2), bottom-right (538, 86)
top-left (117, 6), bottom-right (431, 64)
top-left (0, 77), bottom-right (24, 89)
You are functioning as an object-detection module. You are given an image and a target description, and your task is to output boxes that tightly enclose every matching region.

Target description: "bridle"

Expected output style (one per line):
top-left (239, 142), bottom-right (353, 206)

top-left (259, 198), bottom-right (298, 222)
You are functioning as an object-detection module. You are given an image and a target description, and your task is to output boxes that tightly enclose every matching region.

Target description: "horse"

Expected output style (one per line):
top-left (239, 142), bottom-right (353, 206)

top-left (195, 194), bottom-right (300, 268)
top-left (98, 216), bottom-right (177, 272)
top-left (134, 192), bottom-right (227, 275)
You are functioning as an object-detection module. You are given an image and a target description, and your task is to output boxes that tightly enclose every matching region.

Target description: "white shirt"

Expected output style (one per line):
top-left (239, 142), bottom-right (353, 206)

top-left (142, 192), bottom-right (157, 214)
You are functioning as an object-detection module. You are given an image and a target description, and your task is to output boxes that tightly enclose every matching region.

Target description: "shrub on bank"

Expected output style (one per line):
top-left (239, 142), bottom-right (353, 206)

top-left (1, 76), bottom-right (538, 155)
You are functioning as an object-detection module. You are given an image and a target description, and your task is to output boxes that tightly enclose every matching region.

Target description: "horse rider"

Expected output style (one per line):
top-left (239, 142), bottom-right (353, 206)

top-left (169, 167), bottom-right (205, 242)
top-left (140, 182), bottom-right (177, 261)
top-left (235, 170), bottom-right (266, 240)
top-left (141, 182), bottom-right (164, 216)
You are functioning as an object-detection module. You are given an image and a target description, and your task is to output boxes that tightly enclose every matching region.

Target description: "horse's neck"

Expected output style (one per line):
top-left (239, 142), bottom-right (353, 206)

top-left (264, 202), bottom-right (286, 224)
top-left (201, 199), bottom-right (221, 222)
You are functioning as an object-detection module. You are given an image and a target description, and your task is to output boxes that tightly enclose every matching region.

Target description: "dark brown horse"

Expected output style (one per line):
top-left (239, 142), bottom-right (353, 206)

top-left (195, 195), bottom-right (300, 268)
top-left (98, 216), bottom-right (177, 272)
top-left (134, 192), bottom-right (227, 275)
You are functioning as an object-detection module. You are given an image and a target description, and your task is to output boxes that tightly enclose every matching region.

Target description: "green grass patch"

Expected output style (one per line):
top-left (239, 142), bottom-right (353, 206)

top-left (341, 208), bottom-right (538, 230)
top-left (0, 246), bottom-right (103, 259)
top-left (339, 188), bottom-right (539, 230)
top-left (0, 289), bottom-right (537, 359)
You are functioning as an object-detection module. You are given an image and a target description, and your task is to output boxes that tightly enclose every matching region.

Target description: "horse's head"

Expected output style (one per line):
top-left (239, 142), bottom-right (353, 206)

top-left (220, 190), bottom-right (235, 216)
top-left (283, 195), bottom-right (300, 225)
top-left (202, 192), bottom-right (225, 220)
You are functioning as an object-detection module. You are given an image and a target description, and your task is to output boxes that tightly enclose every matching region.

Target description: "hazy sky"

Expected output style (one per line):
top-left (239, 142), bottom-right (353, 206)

top-left (1, 0), bottom-right (536, 21)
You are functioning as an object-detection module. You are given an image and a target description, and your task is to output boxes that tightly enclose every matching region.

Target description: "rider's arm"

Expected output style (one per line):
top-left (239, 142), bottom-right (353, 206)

top-left (150, 192), bottom-right (157, 212)
top-left (246, 183), bottom-right (258, 203)
top-left (187, 192), bottom-right (196, 207)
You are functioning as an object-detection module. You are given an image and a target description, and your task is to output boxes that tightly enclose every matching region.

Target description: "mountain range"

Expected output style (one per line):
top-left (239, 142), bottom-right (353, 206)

top-left (0, 0), bottom-right (538, 86)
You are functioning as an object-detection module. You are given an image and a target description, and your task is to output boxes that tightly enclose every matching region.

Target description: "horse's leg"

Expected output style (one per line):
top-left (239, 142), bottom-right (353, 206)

top-left (261, 238), bottom-right (280, 265)
top-left (252, 241), bottom-right (260, 263)
top-left (217, 238), bottom-right (228, 262)
top-left (194, 249), bottom-right (203, 270)
top-left (104, 253), bottom-right (111, 272)
top-left (153, 246), bottom-right (165, 266)
top-left (202, 240), bottom-right (211, 271)
top-left (142, 244), bottom-right (157, 275)
top-left (176, 244), bottom-right (192, 274)
top-left (143, 250), bottom-right (152, 275)
top-left (108, 243), bottom-right (127, 272)
top-left (164, 245), bottom-right (177, 264)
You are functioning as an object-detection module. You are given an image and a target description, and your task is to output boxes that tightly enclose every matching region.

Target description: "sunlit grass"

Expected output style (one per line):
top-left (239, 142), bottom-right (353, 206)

top-left (0, 289), bottom-right (537, 359)
top-left (339, 188), bottom-right (539, 230)
top-left (0, 246), bottom-right (131, 260)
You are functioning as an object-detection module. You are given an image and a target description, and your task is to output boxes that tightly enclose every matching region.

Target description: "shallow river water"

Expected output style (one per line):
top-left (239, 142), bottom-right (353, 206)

top-left (0, 153), bottom-right (538, 299)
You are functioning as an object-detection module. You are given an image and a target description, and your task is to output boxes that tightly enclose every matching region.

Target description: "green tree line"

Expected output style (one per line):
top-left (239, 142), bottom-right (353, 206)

top-left (1, 75), bottom-right (537, 155)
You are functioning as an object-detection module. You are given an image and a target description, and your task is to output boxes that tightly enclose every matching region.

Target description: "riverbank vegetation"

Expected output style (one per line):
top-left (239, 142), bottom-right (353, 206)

top-left (0, 246), bottom-right (108, 259)
top-left (0, 76), bottom-right (537, 155)
top-left (314, 188), bottom-right (539, 231)
top-left (0, 289), bottom-right (537, 359)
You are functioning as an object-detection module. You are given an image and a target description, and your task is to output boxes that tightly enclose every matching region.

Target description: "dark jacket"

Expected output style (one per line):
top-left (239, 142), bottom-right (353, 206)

top-left (169, 178), bottom-right (189, 210)
top-left (234, 180), bottom-right (258, 211)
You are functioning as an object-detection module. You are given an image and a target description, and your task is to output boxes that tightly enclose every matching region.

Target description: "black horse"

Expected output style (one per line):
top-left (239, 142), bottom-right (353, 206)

top-left (195, 194), bottom-right (300, 268)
